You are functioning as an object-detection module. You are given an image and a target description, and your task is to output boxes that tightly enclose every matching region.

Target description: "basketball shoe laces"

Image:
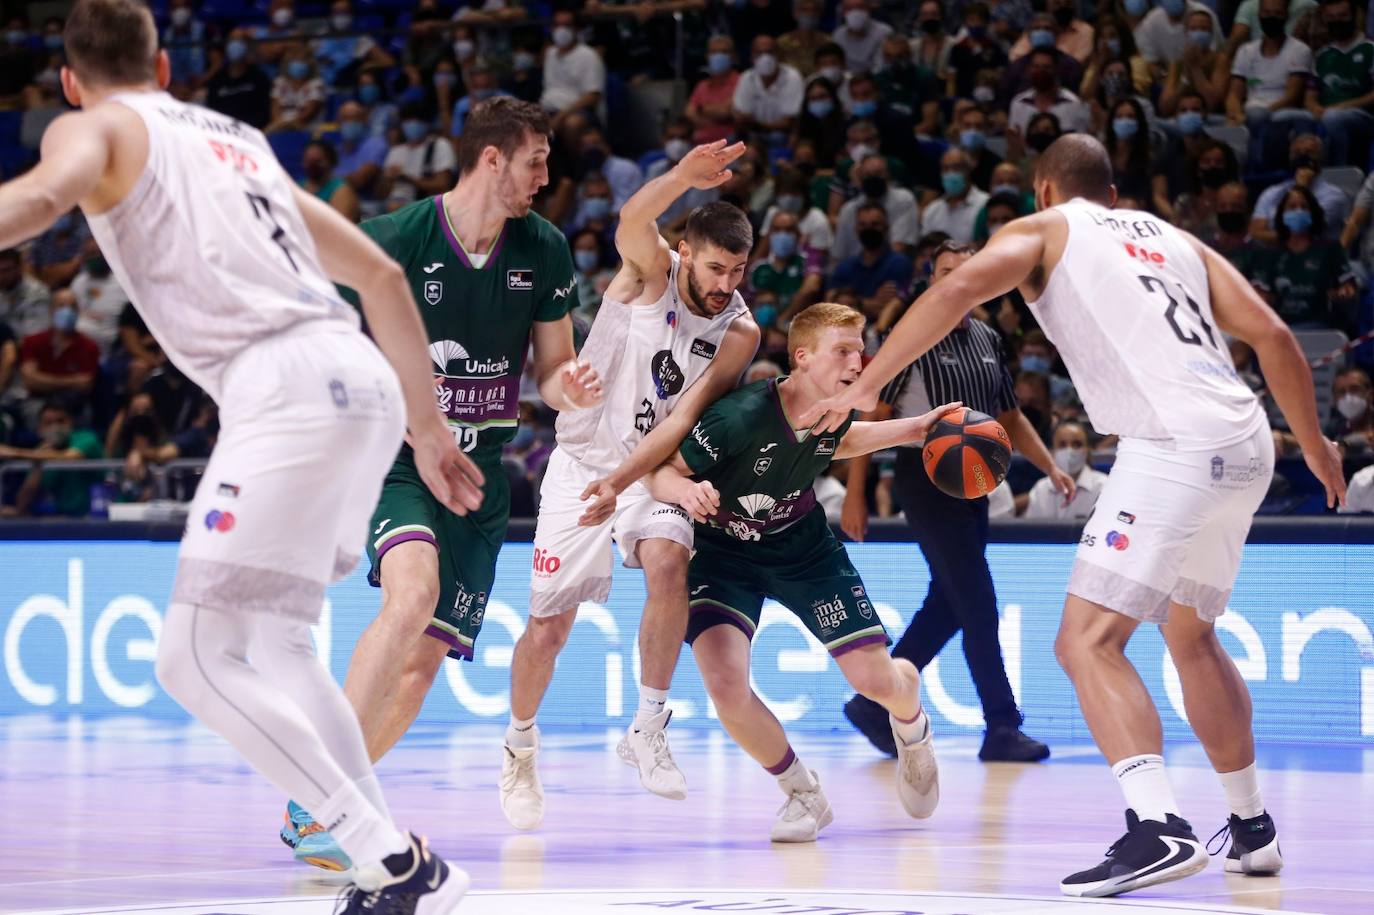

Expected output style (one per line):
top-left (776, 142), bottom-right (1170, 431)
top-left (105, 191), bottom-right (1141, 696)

top-left (501, 750), bottom-right (537, 795)
top-left (642, 726), bottom-right (676, 776)
top-left (900, 729), bottom-right (936, 787)
top-left (777, 785), bottom-right (823, 824)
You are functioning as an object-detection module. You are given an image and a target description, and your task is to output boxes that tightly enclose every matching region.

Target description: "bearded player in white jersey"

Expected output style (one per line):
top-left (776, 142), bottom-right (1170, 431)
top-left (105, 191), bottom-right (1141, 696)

top-left (0, 2), bottom-right (481, 911)
top-left (500, 144), bottom-right (759, 828)
top-left (806, 135), bottom-right (1346, 899)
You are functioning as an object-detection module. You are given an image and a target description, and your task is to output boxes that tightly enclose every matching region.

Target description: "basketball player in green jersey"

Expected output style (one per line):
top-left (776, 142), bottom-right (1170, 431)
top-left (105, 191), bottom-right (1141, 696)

top-left (281, 97), bottom-right (604, 870)
top-left (646, 303), bottom-right (959, 842)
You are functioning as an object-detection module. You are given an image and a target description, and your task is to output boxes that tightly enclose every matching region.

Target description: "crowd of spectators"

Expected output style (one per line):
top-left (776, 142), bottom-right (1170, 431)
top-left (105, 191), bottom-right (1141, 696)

top-left (1, 0), bottom-right (1373, 518)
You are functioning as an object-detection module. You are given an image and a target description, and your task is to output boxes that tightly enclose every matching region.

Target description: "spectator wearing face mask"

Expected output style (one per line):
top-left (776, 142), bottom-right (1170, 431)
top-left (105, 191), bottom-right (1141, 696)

top-left (779, 0), bottom-right (828, 76)
top-left (948, 3), bottom-right (1010, 99)
top-left (1304, 0), bottom-right (1374, 166)
top-left (255, 0), bottom-right (303, 73)
top-left (748, 210), bottom-right (821, 317)
top-left (504, 41), bottom-right (544, 105)
top-left (1168, 137), bottom-right (1242, 229)
top-left (833, 0), bottom-right (893, 73)
top-left (1081, 17), bottom-right (1153, 102)
top-left (827, 203), bottom-right (914, 319)
top-left (794, 76), bottom-right (847, 167)
top-left (312, 0), bottom-right (394, 86)
top-left (733, 33), bottom-right (806, 141)
top-left (300, 141), bottom-right (360, 223)
top-left (1206, 182), bottom-right (1266, 280)
top-left (845, 74), bottom-right (918, 165)
top-left (354, 70), bottom-right (398, 138)
top-left (1324, 366), bottom-right (1374, 449)
top-left (1159, 9), bottom-right (1229, 113)
top-left (922, 148), bottom-right (990, 243)
top-left (19, 291), bottom-right (100, 418)
top-left (1161, 91), bottom-right (1216, 197)
top-left (377, 103), bottom-right (456, 202)
top-left (541, 11), bottom-right (607, 129)
top-left (952, 102), bottom-right (1002, 189)
top-left (1006, 110), bottom-right (1064, 175)
top-left (1251, 133), bottom-right (1351, 242)
top-left (1228, 0), bottom-right (1317, 50)
top-left (1, 401), bottom-right (104, 518)
top-left (1000, 14), bottom-right (1084, 105)
top-left (760, 167), bottom-right (835, 261)
top-left (686, 35), bottom-right (742, 143)
top-left (568, 172), bottom-right (617, 236)
top-left (831, 154), bottom-right (920, 263)
top-left (28, 208), bottom-right (92, 289)
top-left (163, 0), bottom-right (207, 93)
top-left (1008, 48), bottom-right (1092, 136)
top-left (451, 66), bottom-right (509, 138)
top-left (1011, 0), bottom-right (1094, 64)
top-left (1134, 0), bottom-right (1224, 73)
top-left (1103, 97), bottom-right (1164, 213)
top-left (1024, 420), bottom-right (1107, 519)
top-left (71, 253), bottom-right (127, 356)
top-left (567, 228), bottom-right (615, 322)
top-left (266, 46), bottom-right (324, 133)
top-left (334, 101), bottom-right (388, 199)
top-left (1227, 0), bottom-right (1317, 168)
top-left (576, 125), bottom-right (643, 209)
top-left (1016, 330), bottom-right (1072, 401)
top-left (910, 0), bottom-right (956, 80)
top-left (974, 190), bottom-right (1028, 244)
top-left (1252, 185), bottom-right (1359, 331)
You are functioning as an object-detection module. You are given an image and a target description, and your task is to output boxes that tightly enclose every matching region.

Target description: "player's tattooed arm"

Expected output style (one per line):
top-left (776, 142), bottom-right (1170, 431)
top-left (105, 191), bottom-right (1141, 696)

top-left (645, 452), bottom-right (720, 523)
top-left (832, 402), bottom-right (964, 460)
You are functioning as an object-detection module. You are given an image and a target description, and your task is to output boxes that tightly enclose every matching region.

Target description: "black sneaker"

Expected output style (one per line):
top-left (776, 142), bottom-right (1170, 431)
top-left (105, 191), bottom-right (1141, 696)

top-left (978, 724), bottom-right (1050, 762)
top-left (843, 694), bottom-right (897, 757)
top-left (337, 833), bottom-right (469, 915)
top-left (1060, 810), bottom-right (1208, 898)
top-left (1207, 811), bottom-right (1283, 875)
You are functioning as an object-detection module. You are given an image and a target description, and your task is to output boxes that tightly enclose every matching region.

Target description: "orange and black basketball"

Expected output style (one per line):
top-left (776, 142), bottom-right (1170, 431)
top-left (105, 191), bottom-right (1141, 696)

top-left (921, 408), bottom-right (1012, 499)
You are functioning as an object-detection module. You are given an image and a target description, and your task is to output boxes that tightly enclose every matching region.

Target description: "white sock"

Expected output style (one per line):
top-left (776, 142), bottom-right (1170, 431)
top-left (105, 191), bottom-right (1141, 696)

top-left (1112, 753), bottom-right (1180, 824)
top-left (506, 715), bottom-right (537, 749)
top-left (354, 773), bottom-right (392, 823)
top-left (891, 707), bottom-right (929, 745)
top-left (775, 756), bottom-right (817, 795)
top-left (312, 779), bottom-right (409, 873)
top-left (1218, 762), bottom-right (1264, 819)
top-left (633, 684), bottom-right (668, 729)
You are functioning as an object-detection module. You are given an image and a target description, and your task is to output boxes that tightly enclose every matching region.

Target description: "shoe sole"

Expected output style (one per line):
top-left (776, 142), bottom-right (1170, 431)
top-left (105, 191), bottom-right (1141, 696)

top-left (1225, 840), bottom-right (1283, 875)
top-left (298, 855), bottom-right (350, 872)
top-left (1061, 840), bottom-right (1208, 898)
top-left (416, 867), bottom-right (471, 915)
top-left (500, 796), bottom-right (545, 831)
top-left (978, 746), bottom-right (1051, 763)
top-left (770, 804), bottom-right (835, 843)
top-left (616, 738), bottom-right (687, 800)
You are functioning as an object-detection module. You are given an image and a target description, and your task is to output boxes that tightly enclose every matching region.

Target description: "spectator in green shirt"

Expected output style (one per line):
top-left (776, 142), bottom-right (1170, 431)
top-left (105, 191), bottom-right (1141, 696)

top-left (1254, 184), bottom-right (1360, 332)
top-left (747, 209), bottom-right (821, 320)
top-left (3, 401), bottom-right (104, 517)
top-left (1305, 0), bottom-right (1374, 164)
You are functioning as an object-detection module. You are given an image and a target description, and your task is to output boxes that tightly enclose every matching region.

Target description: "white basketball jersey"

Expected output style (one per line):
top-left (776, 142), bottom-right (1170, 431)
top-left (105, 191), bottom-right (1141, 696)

top-left (1027, 199), bottom-right (1266, 449)
top-left (84, 92), bottom-right (358, 401)
top-left (557, 250), bottom-right (748, 470)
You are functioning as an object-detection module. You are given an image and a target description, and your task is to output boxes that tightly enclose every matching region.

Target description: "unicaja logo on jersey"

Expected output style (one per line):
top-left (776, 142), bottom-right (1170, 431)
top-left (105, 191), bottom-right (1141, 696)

top-left (429, 340), bottom-right (470, 373)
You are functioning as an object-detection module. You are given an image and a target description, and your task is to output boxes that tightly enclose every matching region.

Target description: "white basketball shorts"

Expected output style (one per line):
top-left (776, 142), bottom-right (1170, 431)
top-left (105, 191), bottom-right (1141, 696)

top-left (529, 446), bottom-right (694, 617)
top-left (1068, 422), bottom-right (1274, 624)
top-left (172, 321), bottom-right (404, 623)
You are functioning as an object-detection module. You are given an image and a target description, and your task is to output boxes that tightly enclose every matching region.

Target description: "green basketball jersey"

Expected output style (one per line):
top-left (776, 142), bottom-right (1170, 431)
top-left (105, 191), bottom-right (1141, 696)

top-left (679, 377), bottom-right (853, 541)
top-left (345, 196), bottom-right (575, 464)
top-left (1315, 39), bottom-right (1374, 105)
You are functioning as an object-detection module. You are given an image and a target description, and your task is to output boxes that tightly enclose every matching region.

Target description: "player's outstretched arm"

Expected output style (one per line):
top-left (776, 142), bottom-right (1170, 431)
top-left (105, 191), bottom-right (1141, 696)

top-left (645, 452), bottom-right (720, 523)
top-left (0, 112), bottom-right (110, 249)
top-left (292, 185), bottom-right (484, 514)
top-left (577, 317), bottom-right (759, 526)
top-left (832, 403), bottom-right (964, 460)
top-left (801, 215), bottom-right (1052, 433)
top-left (1193, 233), bottom-right (1346, 508)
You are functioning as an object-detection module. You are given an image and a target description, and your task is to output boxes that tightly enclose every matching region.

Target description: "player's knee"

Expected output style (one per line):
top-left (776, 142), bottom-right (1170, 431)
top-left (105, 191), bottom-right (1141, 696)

top-left (639, 540), bottom-right (690, 594)
top-left (843, 661), bottom-right (897, 705)
top-left (381, 576), bottom-right (441, 630)
top-left (522, 612), bottom-right (575, 661)
top-left (702, 666), bottom-right (753, 717)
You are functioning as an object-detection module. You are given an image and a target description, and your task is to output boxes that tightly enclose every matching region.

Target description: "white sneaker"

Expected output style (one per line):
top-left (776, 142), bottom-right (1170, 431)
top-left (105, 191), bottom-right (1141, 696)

top-left (616, 709), bottom-right (687, 800)
top-left (890, 712), bottom-right (939, 819)
top-left (500, 734), bottom-right (544, 830)
top-left (770, 771), bottom-right (835, 843)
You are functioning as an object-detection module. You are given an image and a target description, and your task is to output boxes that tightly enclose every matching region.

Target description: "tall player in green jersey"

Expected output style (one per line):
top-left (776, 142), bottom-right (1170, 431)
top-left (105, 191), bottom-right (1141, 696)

top-left (647, 303), bottom-right (959, 842)
top-left (281, 97), bottom-right (603, 870)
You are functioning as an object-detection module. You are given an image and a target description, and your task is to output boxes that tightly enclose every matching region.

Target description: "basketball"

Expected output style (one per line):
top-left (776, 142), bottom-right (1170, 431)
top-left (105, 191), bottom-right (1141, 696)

top-left (921, 408), bottom-right (1012, 499)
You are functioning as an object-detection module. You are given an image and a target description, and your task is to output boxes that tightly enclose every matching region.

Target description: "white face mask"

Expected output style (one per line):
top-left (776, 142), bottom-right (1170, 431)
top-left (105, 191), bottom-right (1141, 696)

top-left (845, 9), bottom-right (870, 30)
top-left (754, 53), bottom-right (778, 77)
top-left (1336, 392), bottom-right (1369, 420)
top-left (552, 26), bottom-right (575, 48)
top-left (1053, 446), bottom-right (1087, 476)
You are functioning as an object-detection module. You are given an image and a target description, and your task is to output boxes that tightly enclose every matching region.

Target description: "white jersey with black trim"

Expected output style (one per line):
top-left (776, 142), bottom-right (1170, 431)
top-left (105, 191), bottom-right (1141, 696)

top-left (556, 249), bottom-right (749, 471)
top-left (83, 91), bottom-right (358, 402)
top-left (1026, 198), bottom-right (1266, 449)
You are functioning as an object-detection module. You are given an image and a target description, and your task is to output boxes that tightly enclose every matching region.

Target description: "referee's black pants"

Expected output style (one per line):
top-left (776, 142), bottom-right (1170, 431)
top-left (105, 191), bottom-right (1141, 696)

top-left (890, 448), bottom-right (1021, 729)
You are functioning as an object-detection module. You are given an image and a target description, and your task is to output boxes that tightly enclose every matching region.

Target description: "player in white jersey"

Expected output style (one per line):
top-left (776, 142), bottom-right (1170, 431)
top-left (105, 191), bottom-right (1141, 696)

top-left (805, 135), bottom-right (1346, 899)
top-left (499, 144), bottom-right (760, 828)
top-left (1, 3), bottom-right (482, 911)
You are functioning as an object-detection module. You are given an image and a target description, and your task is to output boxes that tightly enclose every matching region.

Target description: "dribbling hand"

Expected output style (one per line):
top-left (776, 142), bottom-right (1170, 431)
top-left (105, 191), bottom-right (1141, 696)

top-left (673, 140), bottom-right (747, 190)
top-left (1304, 436), bottom-right (1347, 509)
top-left (680, 479), bottom-right (720, 523)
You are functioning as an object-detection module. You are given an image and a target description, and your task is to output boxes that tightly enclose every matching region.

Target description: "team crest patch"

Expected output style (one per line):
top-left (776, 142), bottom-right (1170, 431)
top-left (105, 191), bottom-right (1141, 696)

top-left (754, 457), bottom-right (772, 476)
top-left (691, 338), bottom-right (718, 359)
top-left (423, 280), bottom-right (442, 305)
top-left (507, 269), bottom-right (534, 290)
top-left (815, 437), bottom-right (836, 456)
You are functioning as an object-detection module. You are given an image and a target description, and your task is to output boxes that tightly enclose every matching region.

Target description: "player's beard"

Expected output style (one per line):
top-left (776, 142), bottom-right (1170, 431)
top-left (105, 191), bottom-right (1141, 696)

top-left (685, 264), bottom-right (731, 317)
top-left (498, 168), bottom-right (532, 217)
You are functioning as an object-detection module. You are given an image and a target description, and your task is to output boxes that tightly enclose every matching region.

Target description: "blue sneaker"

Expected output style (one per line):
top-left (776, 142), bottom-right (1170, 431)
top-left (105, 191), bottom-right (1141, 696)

top-left (280, 800), bottom-right (353, 872)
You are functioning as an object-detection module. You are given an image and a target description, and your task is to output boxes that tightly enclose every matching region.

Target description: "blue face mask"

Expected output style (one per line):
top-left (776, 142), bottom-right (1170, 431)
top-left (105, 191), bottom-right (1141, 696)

top-left (513, 51), bottom-right (537, 71)
top-left (53, 306), bottom-right (77, 333)
top-left (286, 59), bottom-right (310, 80)
top-left (1124, 0), bottom-right (1148, 15)
top-left (1113, 117), bottom-right (1139, 139)
top-left (583, 197), bottom-right (611, 220)
top-left (992, 182), bottom-right (1021, 197)
top-left (358, 83), bottom-right (381, 104)
top-left (1161, 0), bottom-right (1186, 16)
top-left (1029, 29), bottom-right (1055, 49)
top-left (941, 172), bottom-right (967, 196)
top-left (754, 304), bottom-right (778, 328)
top-left (1020, 354), bottom-right (1051, 373)
top-left (1282, 208), bottom-right (1313, 234)
top-left (43, 34), bottom-right (62, 50)
top-left (574, 249), bottom-right (599, 273)
top-left (1187, 29), bottom-right (1212, 47)
top-left (402, 119), bottom-right (428, 142)
top-left (1177, 111), bottom-right (1204, 135)
top-left (435, 71), bottom-right (457, 90)
top-left (850, 99), bottom-right (878, 118)
top-left (770, 231), bottom-right (798, 258)
top-left (1106, 38), bottom-right (1122, 56)
top-left (806, 98), bottom-right (834, 119)
top-left (226, 39), bottom-right (248, 62)
top-left (708, 52), bottom-right (732, 75)
top-left (960, 128), bottom-right (986, 150)
top-left (5, 30), bottom-right (26, 46)
top-left (340, 120), bottom-right (365, 143)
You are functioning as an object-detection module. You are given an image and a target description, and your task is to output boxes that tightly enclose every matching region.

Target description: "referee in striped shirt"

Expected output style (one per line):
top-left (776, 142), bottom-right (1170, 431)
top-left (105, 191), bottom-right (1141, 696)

top-left (841, 241), bottom-right (1074, 763)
